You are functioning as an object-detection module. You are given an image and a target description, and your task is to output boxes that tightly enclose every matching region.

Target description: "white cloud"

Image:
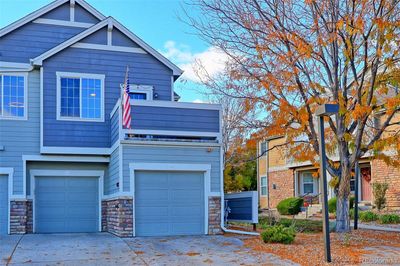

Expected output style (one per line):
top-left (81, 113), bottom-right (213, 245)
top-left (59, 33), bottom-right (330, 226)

top-left (160, 41), bottom-right (228, 83)
top-left (192, 99), bottom-right (204, 103)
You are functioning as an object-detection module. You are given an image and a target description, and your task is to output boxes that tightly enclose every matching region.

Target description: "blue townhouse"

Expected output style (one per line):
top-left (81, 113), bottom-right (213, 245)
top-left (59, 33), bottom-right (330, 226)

top-left (0, 0), bottom-right (223, 237)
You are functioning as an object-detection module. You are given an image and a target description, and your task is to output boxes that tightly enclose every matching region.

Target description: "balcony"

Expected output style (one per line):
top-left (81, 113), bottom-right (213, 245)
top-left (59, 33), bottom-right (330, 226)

top-left (110, 100), bottom-right (222, 145)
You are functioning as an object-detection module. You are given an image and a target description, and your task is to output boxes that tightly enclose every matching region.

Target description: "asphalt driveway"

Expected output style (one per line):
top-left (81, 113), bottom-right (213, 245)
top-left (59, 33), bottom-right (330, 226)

top-left (0, 233), bottom-right (296, 266)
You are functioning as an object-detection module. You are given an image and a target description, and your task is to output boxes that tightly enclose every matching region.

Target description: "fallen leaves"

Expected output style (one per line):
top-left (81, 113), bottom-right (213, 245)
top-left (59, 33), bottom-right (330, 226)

top-left (243, 229), bottom-right (400, 265)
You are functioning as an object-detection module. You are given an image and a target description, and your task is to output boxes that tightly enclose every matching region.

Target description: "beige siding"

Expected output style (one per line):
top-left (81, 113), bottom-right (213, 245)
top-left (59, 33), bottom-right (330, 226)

top-left (268, 137), bottom-right (287, 168)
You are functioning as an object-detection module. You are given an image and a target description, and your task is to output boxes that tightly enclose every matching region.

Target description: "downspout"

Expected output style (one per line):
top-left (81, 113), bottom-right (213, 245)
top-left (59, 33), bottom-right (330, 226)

top-left (219, 143), bottom-right (259, 236)
top-left (266, 140), bottom-right (270, 209)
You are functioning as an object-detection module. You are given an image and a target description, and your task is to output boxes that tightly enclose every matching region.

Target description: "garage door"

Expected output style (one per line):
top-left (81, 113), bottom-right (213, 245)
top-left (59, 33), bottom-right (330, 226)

top-left (35, 176), bottom-right (99, 233)
top-left (135, 171), bottom-right (205, 236)
top-left (0, 175), bottom-right (8, 235)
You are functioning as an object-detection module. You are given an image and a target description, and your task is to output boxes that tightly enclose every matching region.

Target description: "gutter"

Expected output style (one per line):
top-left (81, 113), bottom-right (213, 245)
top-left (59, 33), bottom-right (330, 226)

top-left (219, 149), bottom-right (260, 236)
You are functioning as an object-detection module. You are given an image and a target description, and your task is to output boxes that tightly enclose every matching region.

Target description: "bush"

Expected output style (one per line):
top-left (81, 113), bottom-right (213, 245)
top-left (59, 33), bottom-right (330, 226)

top-left (328, 196), bottom-right (355, 213)
top-left (259, 217), bottom-right (324, 233)
top-left (359, 211), bottom-right (379, 222)
top-left (379, 214), bottom-right (400, 224)
top-left (372, 182), bottom-right (389, 211)
top-left (277, 197), bottom-right (304, 215)
top-left (260, 225), bottom-right (296, 244)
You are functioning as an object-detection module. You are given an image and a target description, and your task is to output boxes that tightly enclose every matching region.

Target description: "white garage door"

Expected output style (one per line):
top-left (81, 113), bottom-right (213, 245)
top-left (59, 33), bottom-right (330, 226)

top-left (135, 171), bottom-right (205, 236)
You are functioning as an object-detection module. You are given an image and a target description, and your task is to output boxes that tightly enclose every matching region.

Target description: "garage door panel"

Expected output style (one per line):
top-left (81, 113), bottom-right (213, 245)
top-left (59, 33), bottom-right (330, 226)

top-left (135, 171), bottom-right (205, 236)
top-left (0, 175), bottom-right (8, 235)
top-left (35, 176), bottom-right (99, 233)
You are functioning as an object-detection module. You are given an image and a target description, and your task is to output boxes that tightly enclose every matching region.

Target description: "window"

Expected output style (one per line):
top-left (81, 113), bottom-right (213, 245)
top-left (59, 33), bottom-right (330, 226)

top-left (0, 74), bottom-right (27, 119)
top-left (261, 176), bottom-right (267, 196)
top-left (260, 142), bottom-right (266, 156)
top-left (301, 172), bottom-right (315, 194)
top-left (128, 85), bottom-right (153, 100)
top-left (57, 72), bottom-right (104, 122)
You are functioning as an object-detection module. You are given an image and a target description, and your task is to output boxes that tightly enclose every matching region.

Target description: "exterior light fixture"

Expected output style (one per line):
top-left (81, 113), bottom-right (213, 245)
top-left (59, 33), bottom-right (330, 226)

top-left (315, 103), bottom-right (339, 263)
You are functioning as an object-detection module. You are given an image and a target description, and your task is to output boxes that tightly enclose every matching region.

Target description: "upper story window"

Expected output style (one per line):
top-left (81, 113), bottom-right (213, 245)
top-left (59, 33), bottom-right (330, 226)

top-left (0, 74), bottom-right (27, 120)
top-left (260, 141), bottom-right (267, 156)
top-left (128, 85), bottom-right (153, 101)
top-left (56, 72), bottom-right (105, 122)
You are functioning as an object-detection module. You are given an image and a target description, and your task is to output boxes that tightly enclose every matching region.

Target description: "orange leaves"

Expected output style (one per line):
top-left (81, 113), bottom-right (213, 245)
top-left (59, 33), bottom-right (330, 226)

top-left (352, 104), bottom-right (372, 120)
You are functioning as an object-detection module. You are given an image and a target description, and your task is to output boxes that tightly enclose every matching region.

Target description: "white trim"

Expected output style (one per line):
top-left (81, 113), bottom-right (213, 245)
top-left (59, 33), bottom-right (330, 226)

top-left (129, 163), bottom-right (211, 236)
top-left (40, 67), bottom-right (43, 150)
top-left (121, 140), bottom-right (222, 148)
top-left (30, 169), bottom-right (104, 233)
top-left (31, 17), bottom-right (183, 75)
top-left (32, 18), bottom-right (93, 28)
top-left (69, 0), bottom-right (75, 22)
top-left (130, 99), bottom-right (222, 110)
top-left (110, 99), bottom-right (120, 118)
top-left (40, 146), bottom-right (110, 155)
top-left (56, 71), bottom-right (105, 122)
top-left (71, 42), bottom-right (147, 54)
top-left (0, 168), bottom-right (13, 234)
top-left (0, 0), bottom-right (105, 38)
top-left (127, 85), bottom-right (153, 100)
top-left (123, 129), bottom-right (220, 138)
top-left (107, 20), bottom-right (113, 46)
top-left (0, 72), bottom-right (28, 121)
top-left (22, 155), bottom-right (110, 163)
top-left (299, 171), bottom-right (319, 196)
top-left (0, 61), bottom-right (31, 69)
top-left (171, 76), bottom-right (174, 101)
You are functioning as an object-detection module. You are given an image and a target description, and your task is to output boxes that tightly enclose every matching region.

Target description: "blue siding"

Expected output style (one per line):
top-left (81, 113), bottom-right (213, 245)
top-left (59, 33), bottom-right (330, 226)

top-left (132, 106), bottom-right (220, 132)
top-left (122, 145), bottom-right (221, 192)
top-left (110, 110), bottom-right (120, 146)
top-left (0, 22), bottom-right (84, 63)
top-left (106, 147), bottom-right (120, 195)
top-left (112, 29), bottom-right (139, 47)
top-left (42, 47), bottom-right (173, 148)
top-left (0, 70), bottom-right (41, 195)
top-left (81, 27), bottom-right (107, 45)
top-left (75, 4), bottom-right (100, 24)
top-left (41, 3), bottom-right (70, 20)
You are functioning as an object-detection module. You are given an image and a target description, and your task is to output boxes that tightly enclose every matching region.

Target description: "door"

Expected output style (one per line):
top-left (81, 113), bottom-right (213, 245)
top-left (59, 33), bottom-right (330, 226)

top-left (361, 167), bottom-right (372, 201)
top-left (35, 176), bottom-right (99, 233)
top-left (135, 171), bottom-right (205, 236)
top-left (0, 175), bottom-right (8, 235)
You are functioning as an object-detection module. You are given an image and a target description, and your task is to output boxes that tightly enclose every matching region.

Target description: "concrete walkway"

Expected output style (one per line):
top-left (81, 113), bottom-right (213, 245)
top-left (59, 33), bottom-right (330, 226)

top-left (1, 233), bottom-right (297, 266)
top-left (351, 222), bottom-right (400, 232)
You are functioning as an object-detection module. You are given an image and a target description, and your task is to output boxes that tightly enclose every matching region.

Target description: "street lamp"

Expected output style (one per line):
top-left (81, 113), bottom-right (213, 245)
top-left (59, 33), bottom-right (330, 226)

top-left (315, 103), bottom-right (339, 263)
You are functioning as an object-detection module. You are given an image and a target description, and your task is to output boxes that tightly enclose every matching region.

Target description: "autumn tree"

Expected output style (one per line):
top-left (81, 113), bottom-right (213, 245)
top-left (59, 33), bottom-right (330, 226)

top-left (185, 0), bottom-right (400, 232)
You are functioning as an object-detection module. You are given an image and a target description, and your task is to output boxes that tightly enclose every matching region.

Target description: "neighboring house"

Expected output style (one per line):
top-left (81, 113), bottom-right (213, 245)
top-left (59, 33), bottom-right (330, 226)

top-left (0, 0), bottom-right (223, 237)
top-left (257, 121), bottom-right (400, 211)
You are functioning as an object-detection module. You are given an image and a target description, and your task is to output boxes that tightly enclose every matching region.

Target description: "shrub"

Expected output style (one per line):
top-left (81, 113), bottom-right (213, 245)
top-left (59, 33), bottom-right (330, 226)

top-left (260, 225), bottom-right (296, 244)
top-left (328, 196), bottom-right (355, 213)
top-left (277, 197), bottom-right (304, 215)
top-left (359, 211), bottom-right (379, 222)
top-left (379, 214), bottom-right (400, 224)
top-left (372, 182), bottom-right (389, 211)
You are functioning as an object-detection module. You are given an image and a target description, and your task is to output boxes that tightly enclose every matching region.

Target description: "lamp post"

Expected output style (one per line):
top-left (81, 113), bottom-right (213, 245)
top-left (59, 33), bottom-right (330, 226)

top-left (315, 103), bottom-right (339, 263)
top-left (354, 161), bottom-right (359, 230)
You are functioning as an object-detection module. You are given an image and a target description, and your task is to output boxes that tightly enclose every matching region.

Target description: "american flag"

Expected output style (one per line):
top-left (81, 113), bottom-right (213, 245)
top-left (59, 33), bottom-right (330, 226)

top-left (122, 66), bottom-right (131, 129)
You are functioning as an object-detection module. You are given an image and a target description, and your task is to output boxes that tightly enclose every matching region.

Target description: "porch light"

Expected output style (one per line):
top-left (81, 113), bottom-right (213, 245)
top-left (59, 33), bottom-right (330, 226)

top-left (315, 103), bottom-right (339, 263)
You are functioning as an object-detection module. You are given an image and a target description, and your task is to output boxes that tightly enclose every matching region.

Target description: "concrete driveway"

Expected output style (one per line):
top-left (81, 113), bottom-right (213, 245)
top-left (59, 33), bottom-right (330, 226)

top-left (0, 233), bottom-right (296, 266)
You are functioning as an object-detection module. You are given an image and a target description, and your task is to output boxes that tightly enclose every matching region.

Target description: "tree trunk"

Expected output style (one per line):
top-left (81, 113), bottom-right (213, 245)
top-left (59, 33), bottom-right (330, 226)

top-left (336, 165), bottom-right (351, 232)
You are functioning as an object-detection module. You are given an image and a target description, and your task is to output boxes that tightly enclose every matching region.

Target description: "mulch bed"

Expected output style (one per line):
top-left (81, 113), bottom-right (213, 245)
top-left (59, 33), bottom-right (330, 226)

top-left (242, 229), bottom-right (400, 265)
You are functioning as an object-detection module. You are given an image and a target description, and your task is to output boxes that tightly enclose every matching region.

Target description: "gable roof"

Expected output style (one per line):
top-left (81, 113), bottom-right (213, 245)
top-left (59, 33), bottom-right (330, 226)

top-left (0, 0), bottom-right (105, 38)
top-left (31, 17), bottom-right (183, 76)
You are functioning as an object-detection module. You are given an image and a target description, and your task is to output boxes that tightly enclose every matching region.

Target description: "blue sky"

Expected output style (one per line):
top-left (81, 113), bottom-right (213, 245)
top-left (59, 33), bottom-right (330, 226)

top-left (0, 0), bottom-right (226, 102)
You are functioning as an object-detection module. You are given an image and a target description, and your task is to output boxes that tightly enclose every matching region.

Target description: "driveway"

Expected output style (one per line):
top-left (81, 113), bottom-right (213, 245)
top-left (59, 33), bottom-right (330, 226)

top-left (0, 233), bottom-right (296, 266)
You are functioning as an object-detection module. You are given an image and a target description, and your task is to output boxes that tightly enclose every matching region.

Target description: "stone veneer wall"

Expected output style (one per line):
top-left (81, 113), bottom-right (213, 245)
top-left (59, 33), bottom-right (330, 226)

top-left (268, 169), bottom-right (295, 208)
top-left (371, 159), bottom-right (400, 210)
top-left (208, 196), bottom-right (222, 235)
top-left (10, 200), bottom-right (32, 234)
top-left (102, 197), bottom-right (133, 237)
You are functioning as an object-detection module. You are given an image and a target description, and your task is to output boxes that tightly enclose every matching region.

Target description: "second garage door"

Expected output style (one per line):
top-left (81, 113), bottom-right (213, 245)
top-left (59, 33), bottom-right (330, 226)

top-left (35, 176), bottom-right (99, 233)
top-left (135, 171), bottom-right (205, 236)
top-left (0, 175), bottom-right (8, 235)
